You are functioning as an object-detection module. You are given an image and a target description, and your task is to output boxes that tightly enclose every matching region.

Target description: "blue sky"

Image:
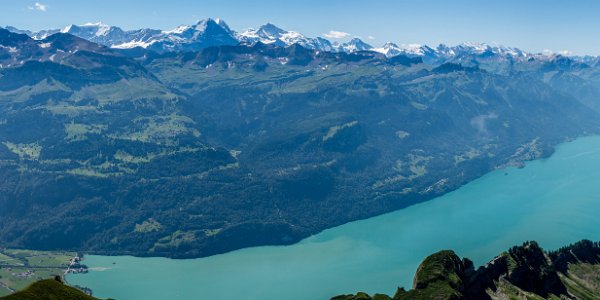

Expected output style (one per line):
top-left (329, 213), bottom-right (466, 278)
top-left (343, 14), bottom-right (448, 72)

top-left (3, 0), bottom-right (600, 55)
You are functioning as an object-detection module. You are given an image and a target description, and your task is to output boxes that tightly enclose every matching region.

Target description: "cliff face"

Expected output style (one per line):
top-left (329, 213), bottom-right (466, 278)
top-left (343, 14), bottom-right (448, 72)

top-left (333, 240), bottom-right (600, 300)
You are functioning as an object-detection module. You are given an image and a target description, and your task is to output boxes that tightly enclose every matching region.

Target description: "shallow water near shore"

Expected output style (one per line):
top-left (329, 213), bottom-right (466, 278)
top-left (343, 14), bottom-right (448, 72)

top-left (68, 136), bottom-right (600, 300)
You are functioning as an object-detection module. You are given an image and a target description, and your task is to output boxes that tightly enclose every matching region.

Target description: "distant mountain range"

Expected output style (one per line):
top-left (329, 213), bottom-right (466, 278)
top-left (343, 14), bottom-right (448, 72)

top-left (4, 18), bottom-right (596, 64)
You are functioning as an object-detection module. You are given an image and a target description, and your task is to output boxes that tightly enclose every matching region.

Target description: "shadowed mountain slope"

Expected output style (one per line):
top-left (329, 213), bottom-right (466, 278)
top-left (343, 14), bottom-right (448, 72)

top-left (1, 30), bottom-right (600, 258)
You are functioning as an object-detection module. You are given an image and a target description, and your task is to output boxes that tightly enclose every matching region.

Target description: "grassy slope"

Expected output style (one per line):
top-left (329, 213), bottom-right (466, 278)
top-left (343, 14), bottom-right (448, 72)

top-left (0, 279), bottom-right (98, 300)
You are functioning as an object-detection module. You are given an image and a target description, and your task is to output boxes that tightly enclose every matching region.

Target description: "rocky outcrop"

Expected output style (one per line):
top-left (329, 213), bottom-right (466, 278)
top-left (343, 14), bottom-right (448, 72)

top-left (333, 240), bottom-right (600, 300)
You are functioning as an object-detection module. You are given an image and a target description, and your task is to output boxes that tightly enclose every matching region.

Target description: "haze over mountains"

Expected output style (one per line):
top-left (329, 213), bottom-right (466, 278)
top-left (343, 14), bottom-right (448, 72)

top-left (2, 17), bottom-right (600, 259)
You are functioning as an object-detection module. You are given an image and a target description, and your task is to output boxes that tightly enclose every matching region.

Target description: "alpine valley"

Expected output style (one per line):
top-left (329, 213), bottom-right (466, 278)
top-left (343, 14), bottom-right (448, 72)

top-left (2, 18), bottom-right (600, 260)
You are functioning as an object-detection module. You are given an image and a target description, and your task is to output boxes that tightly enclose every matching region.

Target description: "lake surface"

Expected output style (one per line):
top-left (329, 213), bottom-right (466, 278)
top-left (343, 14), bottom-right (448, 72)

top-left (68, 136), bottom-right (600, 300)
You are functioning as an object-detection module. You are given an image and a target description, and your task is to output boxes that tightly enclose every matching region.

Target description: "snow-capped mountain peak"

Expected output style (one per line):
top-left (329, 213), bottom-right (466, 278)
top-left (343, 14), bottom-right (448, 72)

top-left (335, 38), bottom-right (373, 53)
top-left (61, 24), bottom-right (72, 33)
top-left (5, 18), bottom-right (573, 63)
top-left (256, 23), bottom-right (286, 38)
top-left (240, 23), bottom-right (289, 45)
top-left (238, 22), bottom-right (335, 51)
top-left (373, 42), bottom-right (434, 58)
top-left (450, 42), bottom-right (529, 59)
top-left (165, 18), bottom-right (231, 39)
top-left (164, 25), bottom-right (191, 35)
top-left (382, 42), bottom-right (399, 48)
top-left (195, 18), bottom-right (219, 29)
top-left (372, 42), bottom-right (400, 56)
top-left (57, 22), bottom-right (134, 47)
top-left (62, 22), bottom-right (114, 36)
top-left (214, 18), bottom-right (231, 31)
top-left (127, 18), bottom-right (239, 52)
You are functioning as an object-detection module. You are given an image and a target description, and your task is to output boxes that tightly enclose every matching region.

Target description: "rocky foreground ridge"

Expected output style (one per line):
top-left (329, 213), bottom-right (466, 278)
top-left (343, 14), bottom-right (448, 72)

top-left (334, 240), bottom-right (600, 300)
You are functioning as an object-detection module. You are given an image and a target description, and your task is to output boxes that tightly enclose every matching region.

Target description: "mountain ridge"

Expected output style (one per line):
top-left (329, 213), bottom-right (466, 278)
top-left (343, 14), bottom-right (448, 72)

top-left (4, 18), bottom-right (594, 61)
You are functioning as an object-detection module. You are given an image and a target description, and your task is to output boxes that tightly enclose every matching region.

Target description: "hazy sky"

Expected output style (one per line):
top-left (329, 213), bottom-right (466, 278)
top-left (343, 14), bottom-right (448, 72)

top-left (3, 0), bottom-right (600, 55)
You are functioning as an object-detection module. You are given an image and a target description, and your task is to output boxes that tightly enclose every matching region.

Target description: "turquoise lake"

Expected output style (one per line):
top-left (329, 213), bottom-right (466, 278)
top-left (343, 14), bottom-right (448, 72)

top-left (68, 136), bottom-right (600, 300)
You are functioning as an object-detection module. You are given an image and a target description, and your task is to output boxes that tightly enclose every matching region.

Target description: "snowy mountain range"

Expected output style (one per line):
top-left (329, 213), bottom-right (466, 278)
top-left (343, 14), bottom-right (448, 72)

top-left (2, 18), bottom-right (586, 63)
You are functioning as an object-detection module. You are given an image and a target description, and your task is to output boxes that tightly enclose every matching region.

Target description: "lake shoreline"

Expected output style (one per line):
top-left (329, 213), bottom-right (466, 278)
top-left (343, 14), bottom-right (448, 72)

top-left (68, 134), bottom-right (580, 261)
top-left (67, 135), bottom-right (600, 300)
